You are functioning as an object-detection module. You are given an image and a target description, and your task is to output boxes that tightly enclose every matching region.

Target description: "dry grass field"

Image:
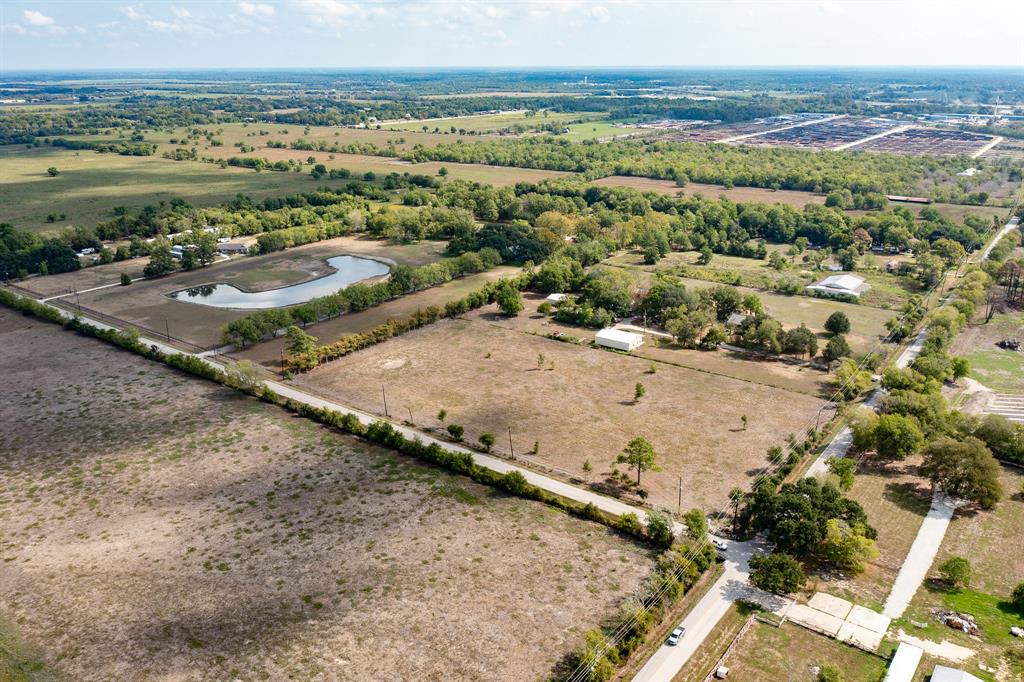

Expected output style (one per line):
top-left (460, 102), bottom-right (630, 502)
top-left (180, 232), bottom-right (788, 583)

top-left (35, 236), bottom-right (445, 348)
top-left (824, 457), bottom-right (932, 609)
top-left (470, 293), bottom-right (831, 397)
top-left (237, 265), bottom-right (520, 368)
top-left (0, 313), bottom-right (656, 681)
top-left (290, 313), bottom-right (828, 512)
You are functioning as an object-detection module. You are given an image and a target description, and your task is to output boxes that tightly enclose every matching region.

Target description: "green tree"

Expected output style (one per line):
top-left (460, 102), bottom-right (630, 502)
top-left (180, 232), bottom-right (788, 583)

top-left (729, 487), bottom-right (745, 533)
top-left (697, 246), bottom-right (713, 265)
top-left (681, 508), bottom-right (708, 541)
top-left (446, 423), bottom-right (464, 441)
top-left (817, 665), bottom-right (844, 682)
top-left (46, 167), bottom-right (59, 177)
top-left (834, 358), bottom-right (873, 400)
top-left (874, 414), bottom-right (925, 460)
top-left (143, 240), bottom-right (177, 278)
top-left (818, 519), bottom-right (879, 575)
top-left (225, 360), bottom-right (261, 393)
top-left (634, 382), bottom-right (646, 403)
top-left (284, 325), bottom-right (317, 356)
top-left (494, 281), bottom-right (523, 316)
top-left (822, 335), bottom-right (852, 363)
top-left (749, 553), bottom-right (806, 594)
top-left (920, 437), bottom-right (1002, 509)
top-left (645, 511), bottom-right (674, 547)
top-left (1012, 582), bottom-right (1024, 614)
top-left (617, 436), bottom-right (659, 486)
top-left (119, 272), bottom-right (132, 286)
top-left (936, 556), bottom-right (972, 588)
top-left (824, 311), bottom-right (850, 335)
top-left (827, 457), bottom-right (856, 491)
top-left (437, 408), bottom-right (447, 422)
top-left (478, 432), bottom-right (496, 452)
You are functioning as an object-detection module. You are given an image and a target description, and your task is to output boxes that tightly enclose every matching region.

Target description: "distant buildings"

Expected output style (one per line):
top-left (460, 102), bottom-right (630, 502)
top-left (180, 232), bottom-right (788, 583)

top-left (806, 274), bottom-right (870, 300)
top-left (217, 243), bottom-right (248, 255)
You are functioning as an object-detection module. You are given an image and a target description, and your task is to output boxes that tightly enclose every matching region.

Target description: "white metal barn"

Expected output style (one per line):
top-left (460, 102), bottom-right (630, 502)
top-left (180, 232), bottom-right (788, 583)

top-left (595, 328), bottom-right (644, 351)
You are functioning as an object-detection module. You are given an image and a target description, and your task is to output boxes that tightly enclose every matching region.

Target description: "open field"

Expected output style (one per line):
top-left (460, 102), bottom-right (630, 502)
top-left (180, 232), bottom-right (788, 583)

top-left (236, 265), bottom-right (521, 367)
top-left (931, 465), bottom-right (1024, 595)
top-left (378, 110), bottom-right (605, 133)
top-left (591, 176), bottom-right (827, 208)
top-left (30, 236), bottom-right (445, 348)
top-left (470, 292), bottom-right (831, 397)
top-left (559, 121), bottom-right (639, 142)
top-left (829, 457), bottom-right (933, 609)
top-left (290, 313), bottom-right (828, 512)
top-left (141, 121), bottom-right (461, 151)
top-left (710, 621), bottom-right (888, 681)
top-left (0, 145), bottom-right (339, 234)
top-left (951, 314), bottom-right (1024, 393)
top-left (0, 313), bottom-right (655, 681)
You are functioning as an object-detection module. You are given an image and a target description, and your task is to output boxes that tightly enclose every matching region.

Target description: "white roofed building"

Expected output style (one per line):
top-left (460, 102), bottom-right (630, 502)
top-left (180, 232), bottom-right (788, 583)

top-left (595, 328), bottom-right (644, 352)
top-left (806, 273), bottom-right (870, 300)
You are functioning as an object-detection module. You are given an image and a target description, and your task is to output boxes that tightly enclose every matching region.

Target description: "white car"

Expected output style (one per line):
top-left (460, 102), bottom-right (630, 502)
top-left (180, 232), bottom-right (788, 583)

top-left (712, 538), bottom-right (729, 552)
top-left (667, 626), bottom-right (685, 646)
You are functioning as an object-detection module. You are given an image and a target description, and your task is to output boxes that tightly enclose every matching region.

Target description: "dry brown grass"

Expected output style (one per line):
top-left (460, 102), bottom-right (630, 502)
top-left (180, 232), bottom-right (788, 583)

top-left (0, 314), bottom-right (655, 681)
top-left (290, 312), bottom-right (828, 512)
top-left (591, 176), bottom-right (827, 208)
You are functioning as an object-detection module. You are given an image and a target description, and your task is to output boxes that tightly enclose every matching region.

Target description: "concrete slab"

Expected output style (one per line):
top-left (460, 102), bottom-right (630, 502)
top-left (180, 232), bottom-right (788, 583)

top-left (847, 605), bottom-right (891, 634)
top-left (808, 591), bottom-right (854, 619)
top-left (787, 603), bottom-right (845, 637)
top-left (836, 621), bottom-right (885, 651)
top-left (897, 630), bottom-right (976, 664)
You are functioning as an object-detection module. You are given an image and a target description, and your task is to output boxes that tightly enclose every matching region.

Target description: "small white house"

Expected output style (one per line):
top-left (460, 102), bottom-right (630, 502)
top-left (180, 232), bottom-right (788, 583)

top-left (595, 328), bottom-right (644, 351)
top-left (883, 642), bottom-right (923, 682)
top-left (545, 293), bottom-right (568, 304)
top-left (806, 273), bottom-right (870, 299)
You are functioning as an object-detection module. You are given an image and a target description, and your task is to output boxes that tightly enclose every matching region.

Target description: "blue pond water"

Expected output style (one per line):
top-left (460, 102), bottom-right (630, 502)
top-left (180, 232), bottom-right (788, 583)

top-left (167, 255), bottom-right (390, 310)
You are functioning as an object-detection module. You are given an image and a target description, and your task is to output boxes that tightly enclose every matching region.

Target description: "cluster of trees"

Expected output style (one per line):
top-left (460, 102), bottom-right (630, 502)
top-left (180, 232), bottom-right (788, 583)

top-left (746, 477), bottom-right (878, 575)
top-left (224, 248), bottom-right (502, 347)
top-left (405, 136), bottom-right (971, 199)
top-left (47, 137), bottom-right (157, 156)
top-left (0, 223), bottom-right (80, 280)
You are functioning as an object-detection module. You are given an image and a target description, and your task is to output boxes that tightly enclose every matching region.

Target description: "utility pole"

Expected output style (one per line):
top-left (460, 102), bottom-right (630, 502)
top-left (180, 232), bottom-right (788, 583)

top-left (678, 476), bottom-right (682, 513)
top-left (381, 384), bottom-right (389, 417)
top-left (165, 318), bottom-right (171, 342)
top-left (508, 427), bottom-right (515, 459)
top-left (408, 407), bottom-right (414, 425)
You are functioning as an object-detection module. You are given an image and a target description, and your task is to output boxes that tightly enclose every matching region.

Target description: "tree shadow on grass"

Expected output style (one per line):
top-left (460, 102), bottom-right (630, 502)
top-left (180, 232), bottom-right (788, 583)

top-left (882, 481), bottom-right (933, 516)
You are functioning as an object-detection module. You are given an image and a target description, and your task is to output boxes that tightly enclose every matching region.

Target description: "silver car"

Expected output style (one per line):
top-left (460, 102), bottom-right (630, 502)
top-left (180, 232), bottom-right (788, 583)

top-left (667, 626), bottom-right (685, 646)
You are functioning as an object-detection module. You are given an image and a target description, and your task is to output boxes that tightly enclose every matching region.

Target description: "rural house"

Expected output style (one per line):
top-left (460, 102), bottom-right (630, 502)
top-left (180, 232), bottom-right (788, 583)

top-left (595, 328), bottom-right (644, 351)
top-left (805, 273), bottom-right (870, 300)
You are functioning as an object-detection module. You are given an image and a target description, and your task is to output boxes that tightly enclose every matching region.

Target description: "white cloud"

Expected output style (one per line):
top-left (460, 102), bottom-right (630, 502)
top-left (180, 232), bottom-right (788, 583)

top-left (122, 5), bottom-right (144, 21)
top-left (0, 23), bottom-right (28, 34)
top-left (171, 6), bottom-right (192, 18)
top-left (293, 0), bottom-right (384, 27)
top-left (147, 19), bottom-right (186, 32)
top-left (23, 10), bottom-right (55, 26)
top-left (589, 5), bottom-right (610, 22)
top-left (238, 1), bottom-right (275, 17)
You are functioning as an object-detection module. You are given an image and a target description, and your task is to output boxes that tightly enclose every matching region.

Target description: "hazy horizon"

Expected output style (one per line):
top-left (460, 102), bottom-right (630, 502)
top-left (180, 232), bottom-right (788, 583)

top-left (2, 0), bottom-right (1023, 71)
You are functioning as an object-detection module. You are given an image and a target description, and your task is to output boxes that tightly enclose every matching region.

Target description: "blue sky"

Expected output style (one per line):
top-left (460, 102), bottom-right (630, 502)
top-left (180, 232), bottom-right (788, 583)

top-left (2, 1), bottom-right (1023, 70)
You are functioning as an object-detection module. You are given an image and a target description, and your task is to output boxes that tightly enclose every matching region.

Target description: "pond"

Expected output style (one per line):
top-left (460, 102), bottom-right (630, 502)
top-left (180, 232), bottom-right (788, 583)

top-left (167, 255), bottom-right (390, 310)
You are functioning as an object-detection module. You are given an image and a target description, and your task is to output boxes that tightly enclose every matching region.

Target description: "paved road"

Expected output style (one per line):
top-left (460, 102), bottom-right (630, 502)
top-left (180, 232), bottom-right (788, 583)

top-left (632, 540), bottom-right (787, 682)
top-left (882, 492), bottom-right (957, 619)
top-left (979, 215), bottom-right (1020, 261)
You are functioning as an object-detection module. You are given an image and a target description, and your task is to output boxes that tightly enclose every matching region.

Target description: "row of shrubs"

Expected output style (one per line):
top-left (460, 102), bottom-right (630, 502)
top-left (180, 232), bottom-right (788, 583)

top-left (223, 247), bottom-right (504, 347)
top-left (285, 273), bottom-right (532, 372)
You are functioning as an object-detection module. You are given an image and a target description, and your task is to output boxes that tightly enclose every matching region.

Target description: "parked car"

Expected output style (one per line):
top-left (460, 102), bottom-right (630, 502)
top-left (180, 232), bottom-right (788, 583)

top-left (667, 626), bottom-right (685, 646)
top-left (712, 538), bottom-right (729, 552)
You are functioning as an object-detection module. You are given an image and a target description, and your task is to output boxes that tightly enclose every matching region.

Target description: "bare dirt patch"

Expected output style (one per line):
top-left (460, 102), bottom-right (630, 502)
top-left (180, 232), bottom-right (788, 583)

top-left (290, 314), bottom-right (828, 512)
top-left (0, 315), bottom-right (654, 681)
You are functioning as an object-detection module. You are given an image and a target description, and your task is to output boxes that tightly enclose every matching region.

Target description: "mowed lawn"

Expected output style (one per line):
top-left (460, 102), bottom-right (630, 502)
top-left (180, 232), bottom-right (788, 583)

top-left (291, 315), bottom-right (827, 512)
top-left (0, 314), bottom-right (655, 681)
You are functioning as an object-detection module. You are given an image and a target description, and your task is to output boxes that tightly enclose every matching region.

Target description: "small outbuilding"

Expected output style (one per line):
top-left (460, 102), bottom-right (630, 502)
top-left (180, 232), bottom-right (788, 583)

top-left (882, 642), bottom-right (923, 682)
top-left (217, 242), bottom-right (248, 254)
top-left (929, 666), bottom-right (984, 682)
top-left (545, 293), bottom-right (568, 304)
top-left (595, 328), bottom-right (644, 352)
top-left (806, 273), bottom-right (870, 300)
top-left (726, 312), bottom-right (749, 327)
